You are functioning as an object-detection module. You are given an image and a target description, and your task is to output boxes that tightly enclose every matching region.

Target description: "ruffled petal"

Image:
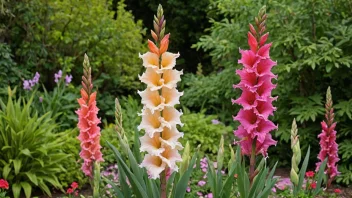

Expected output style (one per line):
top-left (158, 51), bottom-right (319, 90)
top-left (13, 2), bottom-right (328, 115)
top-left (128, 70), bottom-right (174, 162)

top-left (160, 126), bottom-right (184, 150)
top-left (159, 145), bottom-right (182, 172)
top-left (162, 107), bottom-right (183, 128)
top-left (163, 69), bottom-right (183, 89)
top-left (140, 133), bottom-right (165, 155)
top-left (138, 88), bottom-right (163, 113)
top-left (138, 108), bottom-right (165, 138)
top-left (254, 98), bottom-right (276, 119)
top-left (160, 52), bottom-right (180, 71)
top-left (238, 49), bottom-right (258, 69)
top-left (139, 67), bottom-right (163, 91)
top-left (140, 154), bottom-right (166, 179)
top-left (139, 52), bottom-right (159, 69)
top-left (162, 87), bottom-right (183, 107)
top-left (233, 89), bottom-right (257, 110)
top-left (233, 109), bottom-right (259, 131)
top-left (255, 59), bottom-right (277, 77)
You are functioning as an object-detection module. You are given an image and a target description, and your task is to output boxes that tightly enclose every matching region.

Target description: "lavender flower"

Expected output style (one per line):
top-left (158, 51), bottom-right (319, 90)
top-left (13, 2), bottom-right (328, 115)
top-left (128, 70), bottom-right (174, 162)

top-left (39, 97), bottom-right (43, 103)
top-left (54, 70), bottom-right (63, 83)
top-left (23, 80), bottom-right (31, 90)
top-left (65, 74), bottom-right (73, 85)
top-left (198, 180), bottom-right (206, 186)
top-left (211, 119), bottom-right (220, 125)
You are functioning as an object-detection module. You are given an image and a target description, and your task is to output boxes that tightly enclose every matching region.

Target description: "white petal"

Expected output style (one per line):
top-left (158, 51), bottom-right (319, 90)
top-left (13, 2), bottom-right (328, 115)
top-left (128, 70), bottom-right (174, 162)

top-left (138, 108), bottom-right (165, 137)
top-left (162, 107), bottom-right (183, 128)
top-left (160, 52), bottom-right (180, 71)
top-left (159, 145), bottom-right (182, 172)
top-left (161, 87), bottom-right (183, 107)
top-left (139, 52), bottom-right (159, 69)
top-left (139, 68), bottom-right (163, 91)
top-left (163, 69), bottom-right (183, 89)
top-left (160, 126), bottom-right (184, 150)
top-left (138, 88), bottom-right (163, 113)
top-left (140, 154), bottom-right (166, 179)
top-left (140, 133), bottom-right (165, 155)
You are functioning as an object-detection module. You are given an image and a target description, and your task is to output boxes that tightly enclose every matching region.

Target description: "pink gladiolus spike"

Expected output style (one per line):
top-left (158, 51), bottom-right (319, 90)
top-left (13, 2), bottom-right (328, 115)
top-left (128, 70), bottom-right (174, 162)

top-left (233, 18), bottom-right (277, 157)
top-left (248, 32), bottom-right (258, 52)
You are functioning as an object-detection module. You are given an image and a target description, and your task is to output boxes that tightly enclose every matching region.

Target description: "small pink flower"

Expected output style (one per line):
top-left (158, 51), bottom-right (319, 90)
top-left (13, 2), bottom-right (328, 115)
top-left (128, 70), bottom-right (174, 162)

top-left (186, 186), bottom-right (191, 192)
top-left (198, 180), bottom-right (206, 186)
top-left (206, 193), bottom-right (213, 198)
top-left (66, 188), bottom-right (74, 194)
top-left (0, 179), bottom-right (9, 189)
top-left (334, 188), bottom-right (341, 194)
top-left (71, 181), bottom-right (79, 189)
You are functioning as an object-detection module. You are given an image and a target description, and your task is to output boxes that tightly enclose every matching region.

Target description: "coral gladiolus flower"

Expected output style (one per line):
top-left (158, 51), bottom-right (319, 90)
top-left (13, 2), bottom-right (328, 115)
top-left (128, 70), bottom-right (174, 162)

top-left (138, 17), bottom-right (183, 179)
top-left (76, 55), bottom-right (103, 177)
top-left (233, 15), bottom-right (277, 157)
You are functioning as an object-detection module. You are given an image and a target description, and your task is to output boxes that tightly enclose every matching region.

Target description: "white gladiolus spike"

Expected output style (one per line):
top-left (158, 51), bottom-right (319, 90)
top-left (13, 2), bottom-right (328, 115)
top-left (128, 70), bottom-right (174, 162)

top-left (138, 30), bottom-right (183, 179)
top-left (162, 69), bottom-right (183, 89)
top-left (160, 126), bottom-right (184, 150)
top-left (140, 133), bottom-right (165, 155)
top-left (162, 107), bottom-right (184, 128)
top-left (140, 154), bottom-right (166, 179)
top-left (139, 52), bottom-right (159, 69)
top-left (138, 108), bottom-right (165, 138)
top-left (162, 87), bottom-right (183, 107)
top-left (159, 52), bottom-right (180, 72)
top-left (159, 145), bottom-right (182, 172)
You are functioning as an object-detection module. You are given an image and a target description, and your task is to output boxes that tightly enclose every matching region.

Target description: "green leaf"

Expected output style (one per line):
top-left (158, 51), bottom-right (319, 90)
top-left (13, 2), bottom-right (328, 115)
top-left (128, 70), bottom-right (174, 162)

top-left (25, 172), bottom-right (38, 185)
top-left (12, 183), bottom-right (21, 198)
top-left (20, 182), bottom-right (32, 198)
top-left (2, 164), bottom-right (11, 179)
top-left (174, 152), bottom-right (198, 198)
top-left (13, 159), bottom-right (22, 175)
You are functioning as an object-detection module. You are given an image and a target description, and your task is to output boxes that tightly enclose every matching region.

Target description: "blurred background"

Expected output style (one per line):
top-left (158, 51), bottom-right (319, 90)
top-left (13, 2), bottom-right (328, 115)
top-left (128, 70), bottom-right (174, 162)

top-left (0, 0), bottom-right (351, 196)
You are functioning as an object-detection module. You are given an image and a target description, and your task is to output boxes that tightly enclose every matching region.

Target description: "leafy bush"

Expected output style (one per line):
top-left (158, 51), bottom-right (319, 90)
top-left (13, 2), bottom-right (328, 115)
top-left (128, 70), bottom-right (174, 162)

top-left (58, 128), bottom-right (87, 189)
top-left (0, 88), bottom-right (69, 198)
top-left (180, 108), bottom-right (233, 159)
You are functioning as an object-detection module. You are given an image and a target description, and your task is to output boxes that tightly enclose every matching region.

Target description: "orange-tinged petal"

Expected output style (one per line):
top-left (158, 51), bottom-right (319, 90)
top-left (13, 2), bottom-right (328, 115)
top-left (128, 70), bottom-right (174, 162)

top-left (162, 87), bottom-right (183, 107)
top-left (139, 68), bottom-right (163, 91)
top-left (162, 69), bottom-right (183, 89)
top-left (138, 88), bottom-right (163, 112)
top-left (140, 154), bottom-right (166, 179)
top-left (159, 33), bottom-right (170, 55)
top-left (159, 52), bottom-right (179, 72)
top-left (139, 52), bottom-right (159, 69)
top-left (148, 39), bottom-right (159, 55)
top-left (140, 133), bottom-right (165, 155)
top-left (138, 108), bottom-right (165, 137)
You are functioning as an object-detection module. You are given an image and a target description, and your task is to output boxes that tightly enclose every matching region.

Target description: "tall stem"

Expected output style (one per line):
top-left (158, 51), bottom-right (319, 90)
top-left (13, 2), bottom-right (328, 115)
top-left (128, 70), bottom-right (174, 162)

top-left (249, 139), bottom-right (256, 186)
top-left (160, 168), bottom-right (167, 198)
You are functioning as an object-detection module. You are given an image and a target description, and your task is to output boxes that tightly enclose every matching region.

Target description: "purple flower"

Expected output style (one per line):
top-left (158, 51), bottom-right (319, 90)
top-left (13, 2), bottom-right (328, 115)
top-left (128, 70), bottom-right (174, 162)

top-left (65, 74), bottom-right (73, 85)
top-left (198, 180), bottom-right (206, 186)
top-left (186, 187), bottom-right (191, 192)
top-left (54, 70), bottom-right (63, 83)
top-left (206, 193), bottom-right (213, 198)
top-left (211, 119), bottom-right (220, 125)
top-left (39, 97), bottom-right (43, 103)
top-left (197, 192), bottom-right (203, 196)
top-left (23, 80), bottom-right (31, 90)
top-left (32, 72), bottom-right (40, 84)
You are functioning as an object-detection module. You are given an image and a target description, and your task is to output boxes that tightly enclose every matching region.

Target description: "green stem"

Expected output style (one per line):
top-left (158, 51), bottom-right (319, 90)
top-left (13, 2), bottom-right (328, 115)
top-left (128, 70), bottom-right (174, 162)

top-left (160, 168), bottom-right (167, 198)
top-left (249, 139), bottom-right (256, 186)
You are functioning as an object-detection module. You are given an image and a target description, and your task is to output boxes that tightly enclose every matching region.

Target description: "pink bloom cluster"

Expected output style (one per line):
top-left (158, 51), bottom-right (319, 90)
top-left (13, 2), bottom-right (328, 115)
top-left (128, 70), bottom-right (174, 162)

top-left (233, 29), bottom-right (277, 156)
top-left (316, 111), bottom-right (339, 181)
top-left (76, 90), bottom-right (104, 176)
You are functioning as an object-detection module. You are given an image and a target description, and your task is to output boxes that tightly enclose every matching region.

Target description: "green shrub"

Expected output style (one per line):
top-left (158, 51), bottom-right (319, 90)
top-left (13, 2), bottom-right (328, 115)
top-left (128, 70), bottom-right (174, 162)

top-left (58, 128), bottom-right (87, 188)
top-left (180, 108), bottom-right (233, 159)
top-left (0, 87), bottom-right (70, 198)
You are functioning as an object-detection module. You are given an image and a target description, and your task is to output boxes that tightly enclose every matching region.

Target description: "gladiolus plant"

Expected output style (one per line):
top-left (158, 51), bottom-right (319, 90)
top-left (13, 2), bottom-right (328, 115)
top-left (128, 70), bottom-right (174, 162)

top-left (233, 6), bottom-right (277, 184)
top-left (138, 4), bottom-right (183, 198)
top-left (76, 54), bottom-right (103, 197)
top-left (316, 87), bottom-right (340, 188)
